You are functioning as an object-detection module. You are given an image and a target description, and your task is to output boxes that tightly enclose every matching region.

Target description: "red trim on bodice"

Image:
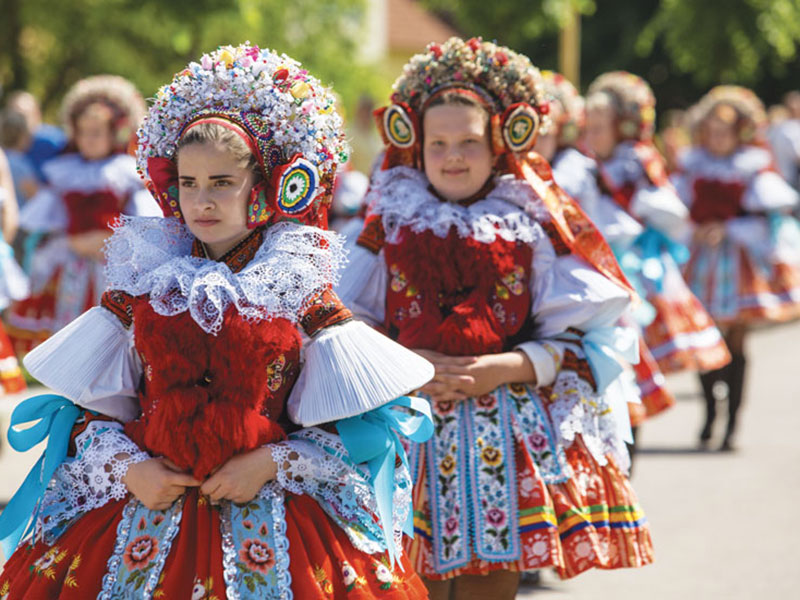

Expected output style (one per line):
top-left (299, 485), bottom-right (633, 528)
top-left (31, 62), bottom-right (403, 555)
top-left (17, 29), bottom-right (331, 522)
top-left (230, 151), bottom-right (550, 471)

top-left (383, 226), bottom-right (533, 355)
top-left (690, 178), bottom-right (746, 224)
top-left (62, 189), bottom-right (126, 234)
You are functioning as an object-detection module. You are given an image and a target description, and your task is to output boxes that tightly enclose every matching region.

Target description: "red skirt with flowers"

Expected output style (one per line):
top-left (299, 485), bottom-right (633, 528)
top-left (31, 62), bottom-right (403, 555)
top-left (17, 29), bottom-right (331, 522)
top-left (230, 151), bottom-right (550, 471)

top-left (0, 490), bottom-right (427, 599)
top-left (405, 435), bottom-right (653, 581)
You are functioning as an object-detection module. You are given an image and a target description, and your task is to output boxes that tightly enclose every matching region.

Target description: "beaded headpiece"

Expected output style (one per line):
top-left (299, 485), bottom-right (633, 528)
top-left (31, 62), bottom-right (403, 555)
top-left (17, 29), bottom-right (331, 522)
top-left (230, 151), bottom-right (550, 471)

top-left (691, 85), bottom-right (767, 144)
top-left (375, 37), bottom-right (551, 167)
top-left (586, 71), bottom-right (656, 142)
top-left (137, 43), bottom-right (348, 229)
top-left (61, 75), bottom-right (145, 151)
top-left (540, 71), bottom-right (585, 147)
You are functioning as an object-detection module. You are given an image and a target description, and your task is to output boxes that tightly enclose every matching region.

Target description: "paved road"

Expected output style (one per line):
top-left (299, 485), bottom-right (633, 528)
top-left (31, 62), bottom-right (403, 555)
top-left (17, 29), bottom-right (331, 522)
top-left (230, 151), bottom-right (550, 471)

top-left (2, 321), bottom-right (800, 597)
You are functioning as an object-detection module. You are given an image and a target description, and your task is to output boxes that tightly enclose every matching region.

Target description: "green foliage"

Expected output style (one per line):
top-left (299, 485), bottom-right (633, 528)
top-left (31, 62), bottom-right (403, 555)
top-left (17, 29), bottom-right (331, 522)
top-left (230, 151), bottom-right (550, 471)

top-left (637, 0), bottom-right (800, 85)
top-left (0, 0), bottom-right (383, 120)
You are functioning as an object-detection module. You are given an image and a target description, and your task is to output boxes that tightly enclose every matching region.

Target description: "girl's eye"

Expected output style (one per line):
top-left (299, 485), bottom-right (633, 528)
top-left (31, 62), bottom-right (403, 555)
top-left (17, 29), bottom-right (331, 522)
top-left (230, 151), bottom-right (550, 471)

top-left (214, 179), bottom-right (232, 187)
top-left (180, 180), bottom-right (195, 188)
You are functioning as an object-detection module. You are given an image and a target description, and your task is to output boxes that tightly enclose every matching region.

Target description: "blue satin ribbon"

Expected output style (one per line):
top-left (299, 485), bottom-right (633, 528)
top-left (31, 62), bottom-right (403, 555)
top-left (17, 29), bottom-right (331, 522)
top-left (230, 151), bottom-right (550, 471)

top-left (0, 394), bottom-right (80, 557)
top-left (563, 327), bottom-right (640, 394)
top-left (632, 226), bottom-right (690, 292)
top-left (336, 396), bottom-right (434, 569)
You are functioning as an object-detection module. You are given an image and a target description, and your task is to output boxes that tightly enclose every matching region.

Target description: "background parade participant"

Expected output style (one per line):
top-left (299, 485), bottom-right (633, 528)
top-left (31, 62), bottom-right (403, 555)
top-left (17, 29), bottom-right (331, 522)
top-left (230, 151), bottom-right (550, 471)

top-left (675, 85), bottom-right (800, 450)
top-left (5, 75), bottom-right (157, 354)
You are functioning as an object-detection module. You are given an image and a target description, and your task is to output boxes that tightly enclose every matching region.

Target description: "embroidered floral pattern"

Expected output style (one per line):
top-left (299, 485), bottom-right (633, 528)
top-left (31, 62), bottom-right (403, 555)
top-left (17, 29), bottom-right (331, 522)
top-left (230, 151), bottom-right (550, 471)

top-left (314, 564), bottom-right (334, 595)
top-left (341, 561), bottom-right (367, 592)
top-left (266, 355), bottom-right (285, 392)
top-left (31, 546), bottom-right (68, 580)
top-left (191, 576), bottom-right (219, 600)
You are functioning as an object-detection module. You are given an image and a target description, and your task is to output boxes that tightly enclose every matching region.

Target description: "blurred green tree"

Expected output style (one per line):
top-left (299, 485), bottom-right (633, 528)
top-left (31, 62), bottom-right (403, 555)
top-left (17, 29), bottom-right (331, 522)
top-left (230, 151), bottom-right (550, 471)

top-left (0, 0), bottom-right (383, 121)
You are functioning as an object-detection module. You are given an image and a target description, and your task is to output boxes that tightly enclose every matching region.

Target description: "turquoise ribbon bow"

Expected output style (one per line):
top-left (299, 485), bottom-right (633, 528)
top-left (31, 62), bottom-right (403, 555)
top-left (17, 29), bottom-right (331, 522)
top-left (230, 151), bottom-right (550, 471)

top-left (0, 394), bottom-right (80, 557)
top-left (632, 226), bottom-right (690, 293)
top-left (336, 396), bottom-right (434, 569)
top-left (564, 327), bottom-right (640, 394)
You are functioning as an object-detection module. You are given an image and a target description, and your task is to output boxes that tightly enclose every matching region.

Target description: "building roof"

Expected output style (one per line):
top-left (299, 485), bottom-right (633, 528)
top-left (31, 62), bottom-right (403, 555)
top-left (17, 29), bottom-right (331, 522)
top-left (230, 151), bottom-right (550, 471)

top-left (387, 0), bottom-right (460, 53)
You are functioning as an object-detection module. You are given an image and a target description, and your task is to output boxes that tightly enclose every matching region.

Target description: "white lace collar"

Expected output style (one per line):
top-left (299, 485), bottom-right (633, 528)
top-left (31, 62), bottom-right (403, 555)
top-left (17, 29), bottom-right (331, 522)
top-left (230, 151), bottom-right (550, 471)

top-left (365, 166), bottom-right (548, 245)
top-left (104, 216), bottom-right (346, 334)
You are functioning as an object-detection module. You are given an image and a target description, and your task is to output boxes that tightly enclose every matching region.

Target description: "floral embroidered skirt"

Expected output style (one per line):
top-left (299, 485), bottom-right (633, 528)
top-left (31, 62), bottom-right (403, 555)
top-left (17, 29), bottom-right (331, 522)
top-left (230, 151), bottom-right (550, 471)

top-left (628, 336), bottom-right (675, 427)
top-left (638, 253), bottom-right (731, 374)
top-left (404, 384), bottom-right (654, 580)
top-left (683, 223), bottom-right (800, 327)
top-left (0, 488), bottom-right (427, 599)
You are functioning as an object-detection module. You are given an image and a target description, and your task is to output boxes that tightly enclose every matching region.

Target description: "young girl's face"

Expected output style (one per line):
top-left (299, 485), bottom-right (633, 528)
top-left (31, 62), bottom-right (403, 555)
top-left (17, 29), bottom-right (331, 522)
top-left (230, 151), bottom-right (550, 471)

top-left (705, 115), bottom-right (738, 158)
top-left (177, 142), bottom-right (254, 259)
top-left (423, 103), bottom-right (493, 202)
top-left (586, 106), bottom-right (618, 160)
top-left (75, 105), bottom-right (114, 160)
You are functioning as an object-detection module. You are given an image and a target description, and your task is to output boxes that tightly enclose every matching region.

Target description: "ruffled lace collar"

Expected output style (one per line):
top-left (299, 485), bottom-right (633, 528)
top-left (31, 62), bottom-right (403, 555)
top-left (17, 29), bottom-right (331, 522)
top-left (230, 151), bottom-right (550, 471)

top-left (365, 166), bottom-right (548, 245)
top-left (104, 216), bottom-right (346, 334)
top-left (190, 228), bottom-right (264, 273)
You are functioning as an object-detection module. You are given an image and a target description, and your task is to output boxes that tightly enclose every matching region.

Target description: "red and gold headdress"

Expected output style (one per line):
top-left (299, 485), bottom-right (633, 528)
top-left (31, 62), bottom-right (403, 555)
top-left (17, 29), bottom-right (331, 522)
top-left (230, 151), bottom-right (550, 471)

top-left (540, 70), bottom-right (585, 147)
top-left (61, 75), bottom-right (145, 152)
top-left (586, 71), bottom-right (656, 142)
top-left (690, 85), bottom-right (767, 145)
top-left (137, 43), bottom-right (348, 229)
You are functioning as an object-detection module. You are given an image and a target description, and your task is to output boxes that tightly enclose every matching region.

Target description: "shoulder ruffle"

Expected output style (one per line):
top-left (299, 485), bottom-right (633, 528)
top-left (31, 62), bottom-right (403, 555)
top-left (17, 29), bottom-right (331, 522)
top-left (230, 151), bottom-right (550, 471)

top-left (365, 166), bottom-right (548, 246)
top-left (104, 216), bottom-right (347, 334)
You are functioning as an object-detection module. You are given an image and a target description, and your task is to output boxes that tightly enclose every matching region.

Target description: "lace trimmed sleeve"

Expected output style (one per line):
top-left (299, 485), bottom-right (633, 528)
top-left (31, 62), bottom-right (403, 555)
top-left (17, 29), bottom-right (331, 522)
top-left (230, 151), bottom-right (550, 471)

top-left (268, 428), bottom-right (411, 555)
top-left (37, 414), bottom-right (150, 544)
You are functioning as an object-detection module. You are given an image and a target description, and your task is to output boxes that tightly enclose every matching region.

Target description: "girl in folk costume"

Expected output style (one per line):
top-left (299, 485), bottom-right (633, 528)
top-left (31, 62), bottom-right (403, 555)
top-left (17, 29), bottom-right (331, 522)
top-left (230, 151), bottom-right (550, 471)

top-left (0, 44), bottom-right (436, 599)
top-left (585, 72), bottom-right (731, 384)
top-left (0, 149), bottom-right (27, 395)
top-left (337, 38), bottom-right (653, 599)
top-left (535, 71), bottom-right (674, 430)
top-left (674, 86), bottom-right (800, 450)
top-left (6, 75), bottom-right (158, 355)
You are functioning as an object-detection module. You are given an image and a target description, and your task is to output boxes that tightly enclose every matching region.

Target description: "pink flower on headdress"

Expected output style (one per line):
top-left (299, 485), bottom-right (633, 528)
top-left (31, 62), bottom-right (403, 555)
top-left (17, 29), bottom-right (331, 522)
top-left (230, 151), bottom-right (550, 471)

top-left (246, 46), bottom-right (261, 60)
top-left (201, 55), bottom-right (213, 70)
top-left (240, 55), bottom-right (254, 69)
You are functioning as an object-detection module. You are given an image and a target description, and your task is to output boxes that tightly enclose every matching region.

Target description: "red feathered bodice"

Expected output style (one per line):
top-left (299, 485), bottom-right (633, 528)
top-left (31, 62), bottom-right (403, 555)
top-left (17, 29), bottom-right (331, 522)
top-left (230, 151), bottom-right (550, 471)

top-left (124, 299), bottom-right (301, 480)
top-left (62, 189), bottom-right (126, 234)
top-left (382, 226), bottom-right (533, 356)
top-left (690, 178), bottom-right (746, 224)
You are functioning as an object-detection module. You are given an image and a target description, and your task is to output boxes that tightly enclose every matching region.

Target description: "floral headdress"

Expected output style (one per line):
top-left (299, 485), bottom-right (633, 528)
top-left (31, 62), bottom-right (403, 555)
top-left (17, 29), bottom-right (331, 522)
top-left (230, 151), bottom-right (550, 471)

top-left (137, 43), bottom-right (347, 229)
top-left (375, 37), bottom-right (551, 168)
top-left (690, 85), bottom-right (767, 145)
top-left (586, 71), bottom-right (656, 142)
top-left (540, 70), bottom-right (585, 147)
top-left (61, 75), bottom-right (146, 151)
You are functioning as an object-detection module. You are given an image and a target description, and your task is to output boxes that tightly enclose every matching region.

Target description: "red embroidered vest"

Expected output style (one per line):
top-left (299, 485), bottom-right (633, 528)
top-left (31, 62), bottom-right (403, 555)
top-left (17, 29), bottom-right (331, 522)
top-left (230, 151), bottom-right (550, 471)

top-left (690, 178), bottom-right (746, 224)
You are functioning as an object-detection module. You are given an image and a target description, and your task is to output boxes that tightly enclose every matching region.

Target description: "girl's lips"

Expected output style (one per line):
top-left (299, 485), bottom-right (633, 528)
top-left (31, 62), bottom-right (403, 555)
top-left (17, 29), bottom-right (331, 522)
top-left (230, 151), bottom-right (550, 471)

top-left (443, 168), bottom-right (468, 176)
top-left (194, 219), bottom-right (220, 227)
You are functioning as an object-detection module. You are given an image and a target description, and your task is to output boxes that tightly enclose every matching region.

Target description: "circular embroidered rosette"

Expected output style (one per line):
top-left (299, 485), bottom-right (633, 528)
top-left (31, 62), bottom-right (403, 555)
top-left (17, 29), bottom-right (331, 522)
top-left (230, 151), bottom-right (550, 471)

top-left (61, 75), bottom-right (146, 147)
top-left (540, 70), bottom-right (585, 146)
top-left (136, 43), bottom-right (348, 202)
top-left (587, 71), bottom-right (656, 141)
top-left (691, 85), bottom-right (767, 143)
top-left (389, 37), bottom-right (551, 138)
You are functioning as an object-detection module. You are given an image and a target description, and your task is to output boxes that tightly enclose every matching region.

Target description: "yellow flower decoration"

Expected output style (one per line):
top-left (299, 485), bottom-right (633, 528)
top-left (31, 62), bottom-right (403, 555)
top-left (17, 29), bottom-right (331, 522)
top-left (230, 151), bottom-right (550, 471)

top-left (218, 49), bottom-right (234, 67)
top-left (291, 81), bottom-right (311, 100)
top-left (481, 445), bottom-right (503, 467)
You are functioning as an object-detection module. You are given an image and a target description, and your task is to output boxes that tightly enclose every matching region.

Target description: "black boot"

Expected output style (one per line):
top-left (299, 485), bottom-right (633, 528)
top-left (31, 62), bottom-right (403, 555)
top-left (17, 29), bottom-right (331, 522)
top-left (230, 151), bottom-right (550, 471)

top-left (721, 354), bottom-right (746, 451)
top-left (626, 426), bottom-right (639, 476)
top-left (698, 367), bottom-right (726, 448)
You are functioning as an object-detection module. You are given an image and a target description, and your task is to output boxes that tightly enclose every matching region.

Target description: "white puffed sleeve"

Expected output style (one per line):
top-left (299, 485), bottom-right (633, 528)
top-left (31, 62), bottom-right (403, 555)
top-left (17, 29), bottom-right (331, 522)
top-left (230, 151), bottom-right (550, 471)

top-left (514, 227), bottom-right (631, 387)
top-left (743, 170), bottom-right (799, 212)
top-left (287, 319), bottom-right (433, 426)
top-left (630, 184), bottom-right (689, 240)
top-left (335, 243), bottom-right (388, 327)
top-left (19, 187), bottom-right (68, 233)
top-left (23, 306), bottom-right (142, 422)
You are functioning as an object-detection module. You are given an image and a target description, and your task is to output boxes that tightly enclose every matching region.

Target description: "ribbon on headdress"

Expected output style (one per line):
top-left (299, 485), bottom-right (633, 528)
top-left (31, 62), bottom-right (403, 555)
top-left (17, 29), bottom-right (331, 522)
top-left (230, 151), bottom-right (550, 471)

top-left (509, 152), bottom-right (638, 300)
